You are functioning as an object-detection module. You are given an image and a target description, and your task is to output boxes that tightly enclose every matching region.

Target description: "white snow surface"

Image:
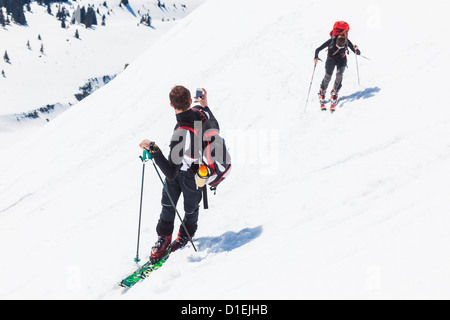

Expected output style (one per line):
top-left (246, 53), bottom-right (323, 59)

top-left (1, 0), bottom-right (450, 299)
top-left (0, 0), bottom-right (203, 115)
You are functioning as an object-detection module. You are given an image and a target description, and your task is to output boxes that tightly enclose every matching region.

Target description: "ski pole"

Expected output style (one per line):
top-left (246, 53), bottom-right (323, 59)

top-left (134, 151), bottom-right (151, 263)
top-left (359, 54), bottom-right (370, 61)
top-left (355, 54), bottom-right (361, 86)
top-left (147, 149), bottom-right (198, 252)
top-left (304, 63), bottom-right (317, 113)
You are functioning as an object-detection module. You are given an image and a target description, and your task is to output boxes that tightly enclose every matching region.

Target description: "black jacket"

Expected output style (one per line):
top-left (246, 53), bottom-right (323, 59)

top-left (315, 38), bottom-right (360, 60)
top-left (153, 106), bottom-right (214, 179)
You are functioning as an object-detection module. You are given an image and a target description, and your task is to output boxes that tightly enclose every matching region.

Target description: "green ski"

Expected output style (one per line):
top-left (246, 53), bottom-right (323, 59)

top-left (119, 251), bottom-right (171, 289)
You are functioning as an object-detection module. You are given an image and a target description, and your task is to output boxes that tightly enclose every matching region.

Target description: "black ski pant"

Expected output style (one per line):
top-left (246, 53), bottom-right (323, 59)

top-left (156, 170), bottom-right (202, 238)
top-left (320, 56), bottom-right (347, 92)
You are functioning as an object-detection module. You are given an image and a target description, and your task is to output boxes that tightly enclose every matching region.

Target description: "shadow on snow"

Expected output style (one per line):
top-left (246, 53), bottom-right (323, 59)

top-left (339, 87), bottom-right (381, 108)
top-left (124, 4), bottom-right (137, 17)
top-left (188, 226), bottom-right (263, 261)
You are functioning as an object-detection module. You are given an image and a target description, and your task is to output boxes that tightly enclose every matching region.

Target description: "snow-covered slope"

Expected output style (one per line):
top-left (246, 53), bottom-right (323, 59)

top-left (1, 0), bottom-right (450, 299)
top-left (0, 0), bottom-right (203, 114)
top-left (0, 0), bottom-right (204, 150)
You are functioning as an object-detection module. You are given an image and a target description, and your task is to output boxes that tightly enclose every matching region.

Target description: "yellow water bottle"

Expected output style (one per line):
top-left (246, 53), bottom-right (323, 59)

top-left (195, 164), bottom-right (209, 187)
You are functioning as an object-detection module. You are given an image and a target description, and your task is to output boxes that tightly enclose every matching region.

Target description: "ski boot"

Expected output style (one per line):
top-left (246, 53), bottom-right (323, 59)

top-left (171, 232), bottom-right (190, 253)
top-left (330, 89), bottom-right (339, 112)
top-left (150, 235), bottom-right (172, 264)
top-left (318, 88), bottom-right (327, 111)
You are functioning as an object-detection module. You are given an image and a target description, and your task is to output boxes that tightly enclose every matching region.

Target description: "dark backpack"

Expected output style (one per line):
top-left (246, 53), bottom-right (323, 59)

top-left (178, 106), bottom-right (231, 191)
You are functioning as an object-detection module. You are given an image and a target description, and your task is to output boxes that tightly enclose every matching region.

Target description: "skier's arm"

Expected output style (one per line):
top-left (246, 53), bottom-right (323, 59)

top-left (192, 89), bottom-right (220, 130)
top-left (152, 147), bottom-right (181, 180)
top-left (138, 139), bottom-right (181, 179)
top-left (314, 39), bottom-right (331, 59)
top-left (348, 39), bottom-right (361, 55)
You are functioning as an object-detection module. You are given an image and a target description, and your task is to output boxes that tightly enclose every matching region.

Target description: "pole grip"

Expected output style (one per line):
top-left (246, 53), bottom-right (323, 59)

top-left (140, 149), bottom-right (152, 162)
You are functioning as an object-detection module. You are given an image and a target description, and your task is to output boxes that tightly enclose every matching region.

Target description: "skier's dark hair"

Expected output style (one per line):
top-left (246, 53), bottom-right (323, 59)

top-left (337, 32), bottom-right (347, 47)
top-left (170, 86), bottom-right (191, 111)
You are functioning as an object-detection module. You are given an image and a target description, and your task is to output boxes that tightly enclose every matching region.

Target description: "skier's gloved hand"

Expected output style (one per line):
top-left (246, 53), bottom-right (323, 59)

top-left (149, 141), bottom-right (160, 154)
top-left (353, 45), bottom-right (361, 55)
top-left (139, 140), bottom-right (160, 154)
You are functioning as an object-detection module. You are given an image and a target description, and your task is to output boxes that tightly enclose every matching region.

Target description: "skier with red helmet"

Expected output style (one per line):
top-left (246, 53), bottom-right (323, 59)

top-left (314, 21), bottom-right (361, 111)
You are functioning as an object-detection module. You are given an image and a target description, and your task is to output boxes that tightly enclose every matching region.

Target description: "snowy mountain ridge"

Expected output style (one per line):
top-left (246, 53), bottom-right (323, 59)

top-left (0, 0), bottom-right (205, 149)
top-left (0, 0), bottom-right (202, 113)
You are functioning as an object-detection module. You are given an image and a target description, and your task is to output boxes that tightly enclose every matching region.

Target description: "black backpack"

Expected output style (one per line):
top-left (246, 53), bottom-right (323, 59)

top-left (178, 106), bottom-right (231, 191)
top-left (328, 32), bottom-right (349, 59)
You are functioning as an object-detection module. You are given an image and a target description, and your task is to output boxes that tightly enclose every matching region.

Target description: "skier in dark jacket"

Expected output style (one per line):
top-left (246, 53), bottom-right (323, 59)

top-left (139, 86), bottom-right (211, 263)
top-left (314, 32), bottom-right (361, 110)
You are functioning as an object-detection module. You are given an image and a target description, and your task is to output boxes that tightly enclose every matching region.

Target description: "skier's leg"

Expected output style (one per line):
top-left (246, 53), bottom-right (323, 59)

top-left (330, 60), bottom-right (346, 111)
top-left (179, 171), bottom-right (202, 238)
top-left (150, 178), bottom-right (182, 262)
top-left (156, 177), bottom-right (182, 236)
top-left (333, 66), bottom-right (345, 91)
top-left (320, 57), bottom-right (337, 91)
top-left (333, 58), bottom-right (347, 91)
top-left (170, 171), bottom-right (202, 252)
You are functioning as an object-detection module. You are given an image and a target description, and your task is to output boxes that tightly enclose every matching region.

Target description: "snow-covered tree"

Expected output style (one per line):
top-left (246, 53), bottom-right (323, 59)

top-left (2, 0), bottom-right (28, 25)
top-left (3, 50), bottom-right (10, 63)
top-left (0, 8), bottom-right (6, 27)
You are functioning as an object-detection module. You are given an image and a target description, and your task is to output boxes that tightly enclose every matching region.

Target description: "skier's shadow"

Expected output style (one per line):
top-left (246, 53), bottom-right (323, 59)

top-left (124, 4), bottom-right (137, 17)
top-left (188, 226), bottom-right (263, 261)
top-left (339, 87), bottom-right (381, 108)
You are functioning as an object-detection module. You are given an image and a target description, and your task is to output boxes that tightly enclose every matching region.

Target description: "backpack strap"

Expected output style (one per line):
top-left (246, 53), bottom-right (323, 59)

top-left (178, 125), bottom-right (199, 136)
top-left (192, 106), bottom-right (209, 122)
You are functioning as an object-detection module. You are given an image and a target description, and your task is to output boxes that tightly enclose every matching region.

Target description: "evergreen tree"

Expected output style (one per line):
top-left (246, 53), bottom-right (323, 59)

top-left (80, 6), bottom-right (86, 24)
top-left (0, 8), bottom-right (5, 27)
top-left (4, 50), bottom-right (10, 63)
top-left (140, 13), bottom-right (151, 26)
top-left (83, 6), bottom-right (97, 28)
top-left (72, 5), bottom-right (81, 24)
top-left (56, 5), bottom-right (67, 21)
top-left (8, 0), bottom-right (27, 25)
